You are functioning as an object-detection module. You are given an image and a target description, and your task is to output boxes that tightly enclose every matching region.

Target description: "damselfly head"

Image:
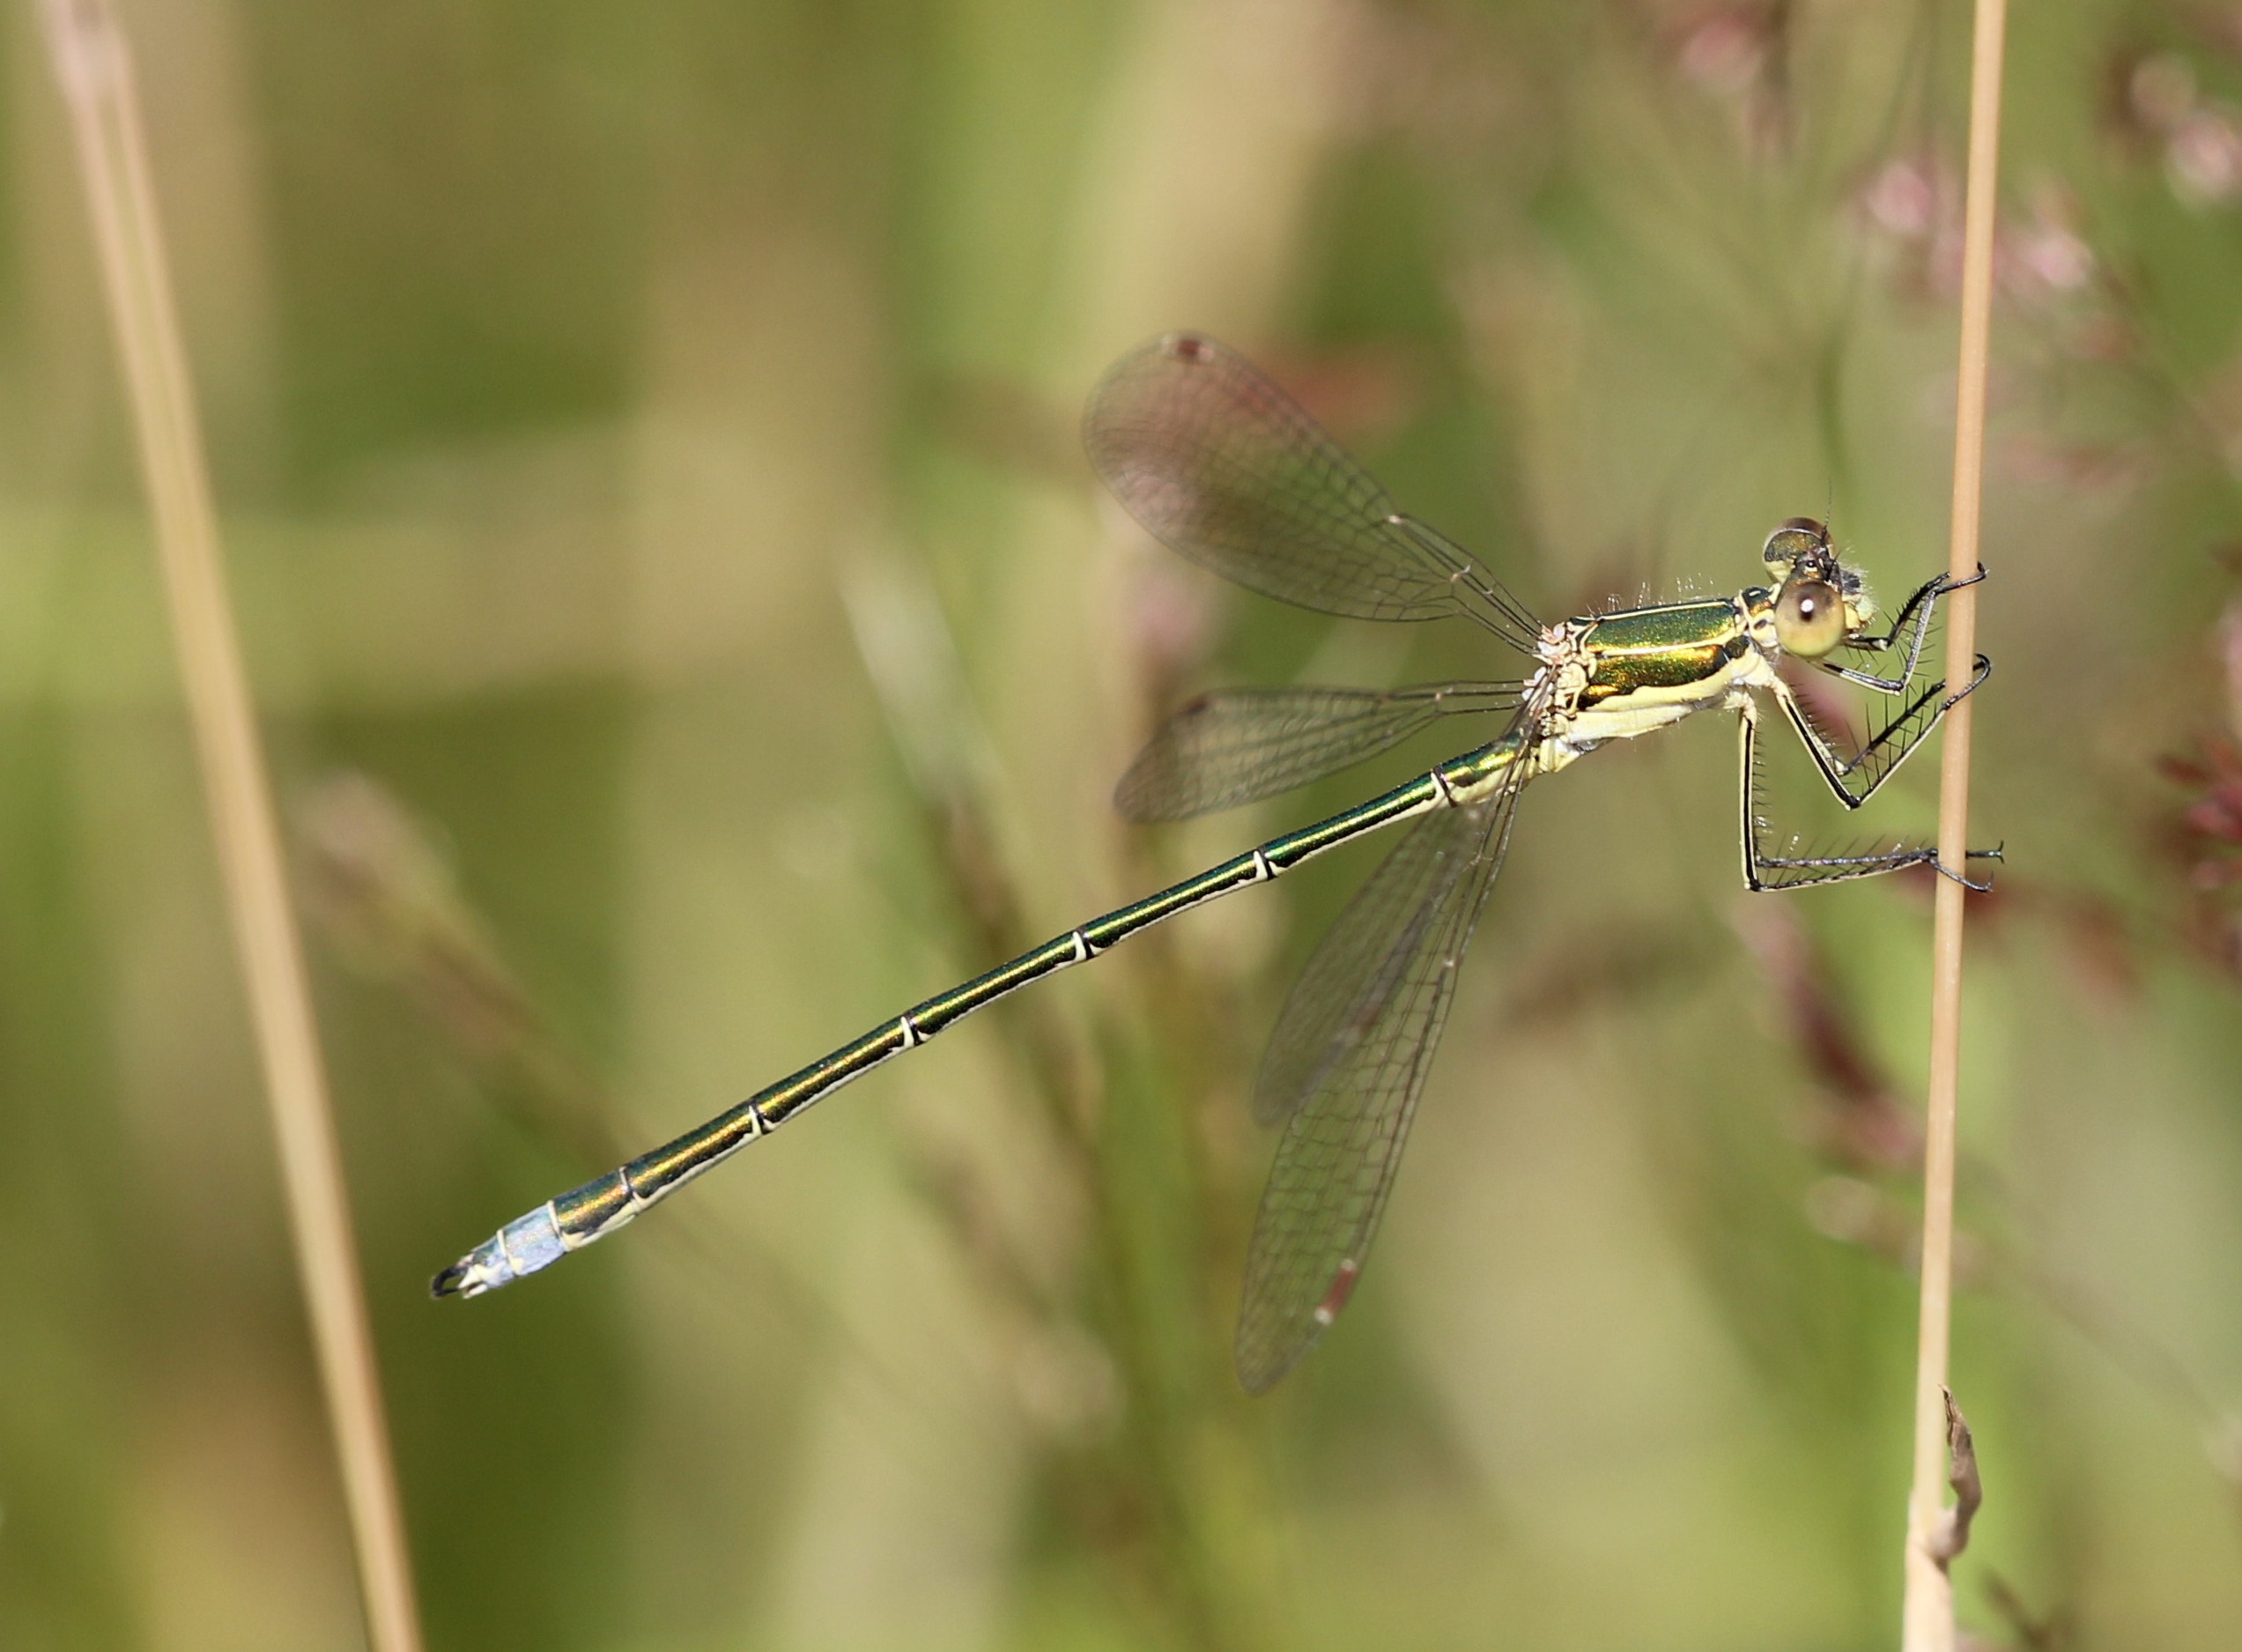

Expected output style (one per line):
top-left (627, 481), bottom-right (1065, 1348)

top-left (1760, 516), bottom-right (1833, 582)
top-left (1762, 517), bottom-right (1872, 658)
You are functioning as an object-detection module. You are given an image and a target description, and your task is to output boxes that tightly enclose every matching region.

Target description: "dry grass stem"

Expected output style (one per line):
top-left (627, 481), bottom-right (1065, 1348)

top-left (1929, 1388), bottom-right (1983, 1566)
top-left (1904, 1), bottom-right (2009, 1647)
top-left (36, 3), bottom-right (425, 1648)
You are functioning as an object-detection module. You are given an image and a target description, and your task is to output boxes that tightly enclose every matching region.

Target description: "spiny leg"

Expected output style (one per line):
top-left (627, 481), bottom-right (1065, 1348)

top-left (1818, 564), bottom-right (1986, 694)
top-left (1737, 701), bottom-right (1999, 892)
top-left (1772, 652), bottom-right (1990, 810)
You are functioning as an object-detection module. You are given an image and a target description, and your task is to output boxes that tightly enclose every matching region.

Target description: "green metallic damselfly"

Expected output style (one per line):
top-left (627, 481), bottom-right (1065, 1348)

top-left (435, 332), bottom-right (1994, 1392)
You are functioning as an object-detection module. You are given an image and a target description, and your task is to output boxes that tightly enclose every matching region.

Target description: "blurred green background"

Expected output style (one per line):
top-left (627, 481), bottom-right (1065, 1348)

top-left (10, 0), bottom-right (2242, 1647)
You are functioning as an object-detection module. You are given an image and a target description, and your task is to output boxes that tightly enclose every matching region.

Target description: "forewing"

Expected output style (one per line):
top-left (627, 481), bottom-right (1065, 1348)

top-left (1084, 334), bottom-right (1536, 646)
top-left (1233, 788), bottom-right (1519, 1393)
top-left (1116, 683), bottom-right (1521, 823)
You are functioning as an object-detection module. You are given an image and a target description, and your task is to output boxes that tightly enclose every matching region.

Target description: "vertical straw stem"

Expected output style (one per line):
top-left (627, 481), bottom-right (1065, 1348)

top-left (37, 4), bottom-right (426, 1648)
top-left (1902, 1), bottom-right (2007, 1648)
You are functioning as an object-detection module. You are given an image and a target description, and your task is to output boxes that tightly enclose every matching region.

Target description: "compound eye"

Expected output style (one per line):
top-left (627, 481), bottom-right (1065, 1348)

top-left (1762, 518), bottom-right (1827, 577)
top-left (1775, 579), bottom-right (1846, 658)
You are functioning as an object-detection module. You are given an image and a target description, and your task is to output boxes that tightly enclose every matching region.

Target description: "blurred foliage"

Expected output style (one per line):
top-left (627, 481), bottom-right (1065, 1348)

top-left (11, 0), bottom-right (2242, 1648)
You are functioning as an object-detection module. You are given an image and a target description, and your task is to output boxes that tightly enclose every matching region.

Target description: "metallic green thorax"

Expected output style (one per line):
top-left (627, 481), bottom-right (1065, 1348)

top-left (1584, 596), bottom-right (1747, 655)
top-left (1576, 598), bottom-right (1752, 704)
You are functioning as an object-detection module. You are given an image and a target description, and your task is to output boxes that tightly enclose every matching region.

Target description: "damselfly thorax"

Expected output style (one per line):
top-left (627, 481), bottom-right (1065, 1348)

top-left (1524, 561), bottom-right (1867, 770)
top-left (1530, 598), bottom-right (1771, 767)
top-left (434, 332), bottom-right (1994, 1394)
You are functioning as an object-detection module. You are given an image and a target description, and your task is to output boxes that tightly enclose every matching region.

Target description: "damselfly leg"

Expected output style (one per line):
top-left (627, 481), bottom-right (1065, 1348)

top-left (1740, 554), bottom-right (1996, 890)
top-left (1738, 693), bottom-right (2000, 893)
top-left (1767, 648), bottom-right (1993, 810)
top-left (1817, 565), bottom-right (1987, 694)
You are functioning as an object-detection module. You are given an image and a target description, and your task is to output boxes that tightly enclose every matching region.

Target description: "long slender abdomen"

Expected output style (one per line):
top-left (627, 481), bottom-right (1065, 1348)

top-left (430, 739), bottom-right (1527, 1299)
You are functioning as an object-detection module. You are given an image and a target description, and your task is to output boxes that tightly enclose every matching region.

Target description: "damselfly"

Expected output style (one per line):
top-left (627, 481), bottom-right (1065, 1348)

top-left (435, 332), bottom-right (1994, 1392)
